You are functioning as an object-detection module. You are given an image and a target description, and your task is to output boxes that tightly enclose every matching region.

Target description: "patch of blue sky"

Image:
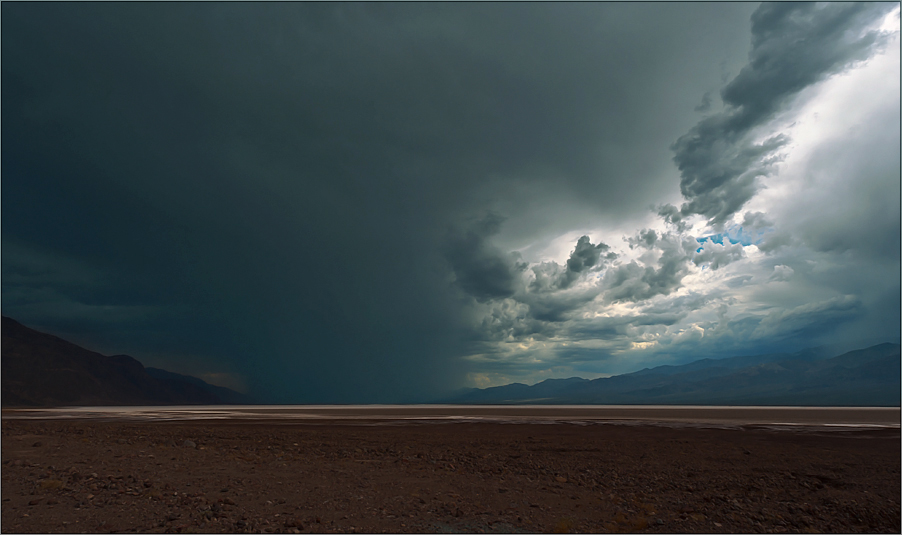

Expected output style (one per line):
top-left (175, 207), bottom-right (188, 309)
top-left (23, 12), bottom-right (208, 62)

top-left (695, 225), bottom-right (771, 252)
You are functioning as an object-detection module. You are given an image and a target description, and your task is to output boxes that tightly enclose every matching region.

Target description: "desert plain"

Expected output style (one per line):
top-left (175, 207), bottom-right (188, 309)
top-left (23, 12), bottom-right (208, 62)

top-left (1, 409), bottom-right (899, 534)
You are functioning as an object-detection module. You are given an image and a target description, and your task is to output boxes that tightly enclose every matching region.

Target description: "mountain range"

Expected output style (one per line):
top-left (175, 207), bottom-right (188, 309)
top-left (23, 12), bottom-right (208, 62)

top-left (445, 343), bottom-right (901, 406)
top-left (1, 316), bottom-right (252, 407)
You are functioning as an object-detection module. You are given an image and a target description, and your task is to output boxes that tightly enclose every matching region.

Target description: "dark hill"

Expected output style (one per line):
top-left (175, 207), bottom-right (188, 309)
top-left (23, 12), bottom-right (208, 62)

top-left (447, 343), bottom-right (901, 406)
top-left (1, 316), bottom-right (248, 407)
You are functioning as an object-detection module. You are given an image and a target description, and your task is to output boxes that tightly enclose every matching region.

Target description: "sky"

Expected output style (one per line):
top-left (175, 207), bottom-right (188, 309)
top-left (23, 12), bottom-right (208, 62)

top-left (2, 2), bottom-right (900, 403)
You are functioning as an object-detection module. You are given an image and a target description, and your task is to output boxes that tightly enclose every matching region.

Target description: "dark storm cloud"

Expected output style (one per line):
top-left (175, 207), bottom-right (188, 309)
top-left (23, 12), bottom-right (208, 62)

top-left (602, 261), bottom-right (685, 304)
top-left (694, 92), bottom-right (713, 113)
top-left (627, 229), bottom-right (659, 250)
top-left (692, 239), bottom-right (745, 270)
top-left (664, 2), bottom-right (896, 229)
top-left (564, 237), bottom-right (612, 284)
top-left (640, 292), bottom-right (711, 316)
top-left (566, 314), bottom-right (684, 340)
top-left (739, 211), bottom-right (793, 253)
top-left (675, 295), bottom-right (864, 357)
top-left (8, 1), bottom-right (684, 400)
top-left (602, 233), bottom-right (697, 303)
top-left (655, 294), bottom-right (866, 367)
top-left (518, 286), bottom-right (604, 324)
top-left (473, 299), bottom-right (556, 343)
top-left (464, 233), bottom-right (615, 338)
top-left (3, 2), bottom-right (896, 397)
top-left (530, 236), bottom-right (614, 293)
top-left (445, 214), bottom-right (527, 303)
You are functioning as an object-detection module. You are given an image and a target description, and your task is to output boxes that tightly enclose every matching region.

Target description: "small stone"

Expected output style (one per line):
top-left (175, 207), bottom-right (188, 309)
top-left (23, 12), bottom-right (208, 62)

top-left (47, 499), bottom-right (59, 505)
top-left (656, 518), bottom-right (664, 525)
top-left (183, 440), bottom-right (197, 449)
top-left (28, 499), bottom-right (40, 506)
top-left (555, 476), bottom-right (567, 484)
top-left (32, 441), bottom-right (43, 447)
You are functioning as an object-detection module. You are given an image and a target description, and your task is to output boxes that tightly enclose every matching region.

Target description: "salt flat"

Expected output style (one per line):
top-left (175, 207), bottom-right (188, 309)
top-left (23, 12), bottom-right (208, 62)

top-left (3, 404), bottom-right (898, 429)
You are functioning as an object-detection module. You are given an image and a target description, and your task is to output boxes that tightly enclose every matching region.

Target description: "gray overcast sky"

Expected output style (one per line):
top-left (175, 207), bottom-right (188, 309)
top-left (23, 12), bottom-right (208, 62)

top-left (3, 2), bottom-right (899, 402)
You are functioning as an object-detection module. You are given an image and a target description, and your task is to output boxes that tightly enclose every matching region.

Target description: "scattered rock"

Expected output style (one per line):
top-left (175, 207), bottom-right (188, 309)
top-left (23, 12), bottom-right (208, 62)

top-left (555, 476), bottom-right (568, 484)
top-left (183, 440), bottom-right (197, 449)
top-left (31, 441), bottom-right (43, 447)
top-left (284, 518), bottom-right (304, 528)
top-left (28, 499), bottom-right (40, 506)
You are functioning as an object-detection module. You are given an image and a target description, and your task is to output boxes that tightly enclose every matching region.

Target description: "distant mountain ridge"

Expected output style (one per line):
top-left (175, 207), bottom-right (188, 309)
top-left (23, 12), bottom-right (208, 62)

top-left (1, 316), bottom-right (252, 407)
top-left (446, 343), bottom-right (901, 406)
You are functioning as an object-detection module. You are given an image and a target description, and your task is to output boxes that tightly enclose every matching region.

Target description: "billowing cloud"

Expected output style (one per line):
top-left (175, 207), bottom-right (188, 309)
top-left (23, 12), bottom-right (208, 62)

top-left (692, 239), bottom-right (745, 270)
top-left (603, 232), bottom-right (698, 303)
top-left (445, 213), bottom-right (527, 302)
top-left (530, 235), bottom-right (614, 293)
top-left (664, 2), bottom-right (896, 230)
top-left (768, 264), bottom-right (794, 282)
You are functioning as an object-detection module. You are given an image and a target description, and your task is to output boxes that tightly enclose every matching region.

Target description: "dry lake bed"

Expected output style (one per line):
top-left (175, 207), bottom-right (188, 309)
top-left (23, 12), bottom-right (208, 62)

top-left (2, 406), bottom-right (899, 533)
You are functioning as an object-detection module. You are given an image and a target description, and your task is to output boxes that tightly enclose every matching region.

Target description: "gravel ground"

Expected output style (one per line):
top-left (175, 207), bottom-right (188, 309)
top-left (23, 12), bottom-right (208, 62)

top-left (2, 419), bottom-right (899, 533)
